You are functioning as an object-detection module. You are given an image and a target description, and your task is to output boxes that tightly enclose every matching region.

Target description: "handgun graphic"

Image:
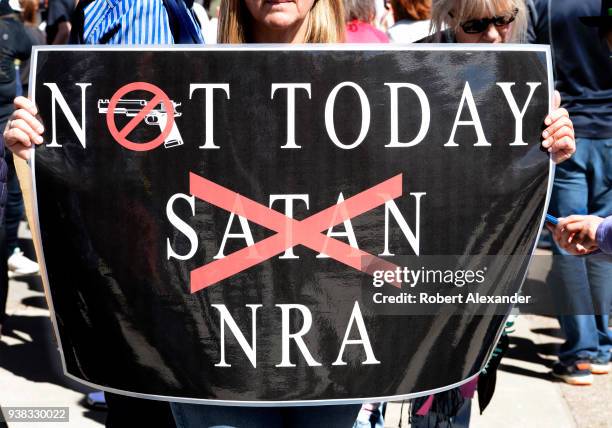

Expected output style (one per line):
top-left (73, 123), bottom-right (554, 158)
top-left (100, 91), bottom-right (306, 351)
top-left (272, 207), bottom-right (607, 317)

top-left (98, 98), bottom-right (184, 148)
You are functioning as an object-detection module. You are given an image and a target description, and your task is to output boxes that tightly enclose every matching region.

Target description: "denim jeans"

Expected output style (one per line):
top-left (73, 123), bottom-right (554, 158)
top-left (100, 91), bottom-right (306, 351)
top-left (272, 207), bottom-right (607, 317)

top-left (547, 137), bottom-right (612, 364)
top-left (170, 403), bottom-right (361, 428)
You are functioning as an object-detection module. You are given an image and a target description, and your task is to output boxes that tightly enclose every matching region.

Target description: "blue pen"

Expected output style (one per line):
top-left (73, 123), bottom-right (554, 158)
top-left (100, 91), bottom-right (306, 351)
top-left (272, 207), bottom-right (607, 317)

top-left (545, 213), bottom-right (558, 226)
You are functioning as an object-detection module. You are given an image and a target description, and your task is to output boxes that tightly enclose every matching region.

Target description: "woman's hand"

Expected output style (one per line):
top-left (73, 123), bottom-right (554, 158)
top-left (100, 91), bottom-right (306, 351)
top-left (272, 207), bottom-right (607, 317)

top-left (3, 96), bottom-right (44, 161)
top-left (551, 215), bottom-right (603, 255)
top-left (541, 91), bottom-right (575, 164)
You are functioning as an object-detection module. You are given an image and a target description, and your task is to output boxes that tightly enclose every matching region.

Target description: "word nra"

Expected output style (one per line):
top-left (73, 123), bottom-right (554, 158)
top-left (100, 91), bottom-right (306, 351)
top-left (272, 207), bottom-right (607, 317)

top-left (211, 302), bottom-right (380, 368)
top-left (41, 80), bottom-right (541, 150)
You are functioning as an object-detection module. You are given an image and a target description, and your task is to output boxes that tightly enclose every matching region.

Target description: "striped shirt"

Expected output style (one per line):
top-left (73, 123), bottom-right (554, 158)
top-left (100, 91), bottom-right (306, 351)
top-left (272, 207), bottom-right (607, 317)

top-left (83, 0), bottom-right (203, 44)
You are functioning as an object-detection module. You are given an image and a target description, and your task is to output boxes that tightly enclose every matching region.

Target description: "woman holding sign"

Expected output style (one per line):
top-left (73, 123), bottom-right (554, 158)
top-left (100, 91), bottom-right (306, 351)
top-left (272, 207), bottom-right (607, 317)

top-left (178, 0), bottom-right (575, 427)
top-left (176, 3), bottom-right (358, 425)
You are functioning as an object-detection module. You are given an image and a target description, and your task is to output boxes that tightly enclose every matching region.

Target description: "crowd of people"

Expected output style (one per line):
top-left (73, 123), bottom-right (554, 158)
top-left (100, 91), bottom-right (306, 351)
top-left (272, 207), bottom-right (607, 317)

top-left (0, 0), bottom-right (610, 426)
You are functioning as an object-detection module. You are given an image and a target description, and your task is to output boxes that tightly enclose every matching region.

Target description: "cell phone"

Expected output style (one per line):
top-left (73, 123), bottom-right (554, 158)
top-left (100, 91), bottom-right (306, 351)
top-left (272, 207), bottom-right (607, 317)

top-left (545, 213), bottom-right (558, 226)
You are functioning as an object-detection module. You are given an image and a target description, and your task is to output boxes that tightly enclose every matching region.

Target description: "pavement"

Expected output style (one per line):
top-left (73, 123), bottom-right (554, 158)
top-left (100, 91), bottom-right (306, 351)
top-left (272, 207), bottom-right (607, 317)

top-left (0, 228), bottom-right (610, 427)
top-left (0, 224), bottom-right (105, 427)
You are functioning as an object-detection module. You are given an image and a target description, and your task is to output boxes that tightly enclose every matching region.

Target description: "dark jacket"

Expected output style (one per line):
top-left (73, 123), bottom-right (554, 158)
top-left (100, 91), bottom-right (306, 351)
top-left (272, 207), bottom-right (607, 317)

top-left (0, 14), bottom-right (32, 122)
top-left (529, 0), bottom-right (612, 139)
top-left (20, 24), bottom-right (46, 95)
top-left (417, 29), bottom-right (456, 43)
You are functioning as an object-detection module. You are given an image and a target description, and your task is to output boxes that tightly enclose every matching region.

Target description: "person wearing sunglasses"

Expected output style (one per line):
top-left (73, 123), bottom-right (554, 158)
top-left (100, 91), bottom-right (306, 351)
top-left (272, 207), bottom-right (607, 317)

top-left (428, 0), bottom-right (528, 43)
top-left (450, 6), bottom-right (519, 41)
top-left (403, 0), bottom-right (576, 425)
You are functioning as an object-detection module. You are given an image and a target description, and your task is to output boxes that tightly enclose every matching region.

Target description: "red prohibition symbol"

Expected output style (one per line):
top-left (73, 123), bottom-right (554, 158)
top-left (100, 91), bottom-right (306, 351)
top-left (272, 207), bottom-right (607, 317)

top-left (106, 82), bottom-right (175, 152)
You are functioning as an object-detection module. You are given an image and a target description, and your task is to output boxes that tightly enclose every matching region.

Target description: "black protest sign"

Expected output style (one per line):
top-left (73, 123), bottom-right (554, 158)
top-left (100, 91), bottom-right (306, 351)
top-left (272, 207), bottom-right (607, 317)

top-left (31, 46), bottom-right (551, 404)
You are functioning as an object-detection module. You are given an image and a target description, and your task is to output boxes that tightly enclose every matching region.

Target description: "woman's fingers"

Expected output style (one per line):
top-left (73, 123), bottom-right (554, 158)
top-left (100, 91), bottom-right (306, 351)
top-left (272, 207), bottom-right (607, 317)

top-left (541, 104), bottom-right (575, 164)
top-left (4, 126), bottom-right (32, 150)
top-left (3, 97), bottom-right (44, 161)
top-left (13, 108), bottom-right (44, 135)
top-left (14, 96), bottom-right (38, 116)
top-left (3, 120), bottom-right (37, 161)
top-left (572, 243), bottom-right (590, 256)
top-left (563, 220), bottom-right (587, 234)
top-left (10, 118), bottom-right (43, 146)
top-left (557, 215), bottom-right (586, 228)
top-left (554, 215), bottom-right (599, 254)
top-left (544, 106), bottom-right (569, 127)
top-left (542, 116), bottom-right (573, 147)
top-left (552, 90), bottom-right (561, 110)
top-left (554, 218), bottom-right (580, 246)
top-left (553, 223), bottom-right (566, 245)
top-left (556, 216), bottom-right (574, 229)
top-left (564, 221), bottom-right (589, 244)
top-left (549, 135), bottom-right (574, 154)
top-left (545, 126), bottom-right (575, 163)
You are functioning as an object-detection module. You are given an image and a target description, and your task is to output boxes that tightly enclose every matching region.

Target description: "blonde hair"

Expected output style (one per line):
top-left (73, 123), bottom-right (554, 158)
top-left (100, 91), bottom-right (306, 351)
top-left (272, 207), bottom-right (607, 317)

top-left (431, 0), bottom-right (528, 43)
top-left (218, 0), bottom-right (346, 43)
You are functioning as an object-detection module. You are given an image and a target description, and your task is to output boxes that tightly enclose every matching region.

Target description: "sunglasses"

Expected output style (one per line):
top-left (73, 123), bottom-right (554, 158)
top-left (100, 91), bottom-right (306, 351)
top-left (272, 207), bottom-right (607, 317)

top-left (450, 8), bottom-right (519, 34)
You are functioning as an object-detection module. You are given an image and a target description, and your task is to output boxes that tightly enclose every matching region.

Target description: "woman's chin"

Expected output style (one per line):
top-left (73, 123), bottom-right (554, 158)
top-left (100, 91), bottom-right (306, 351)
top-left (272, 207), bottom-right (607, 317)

top-left (262, 16), bottom-right (303, 31)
